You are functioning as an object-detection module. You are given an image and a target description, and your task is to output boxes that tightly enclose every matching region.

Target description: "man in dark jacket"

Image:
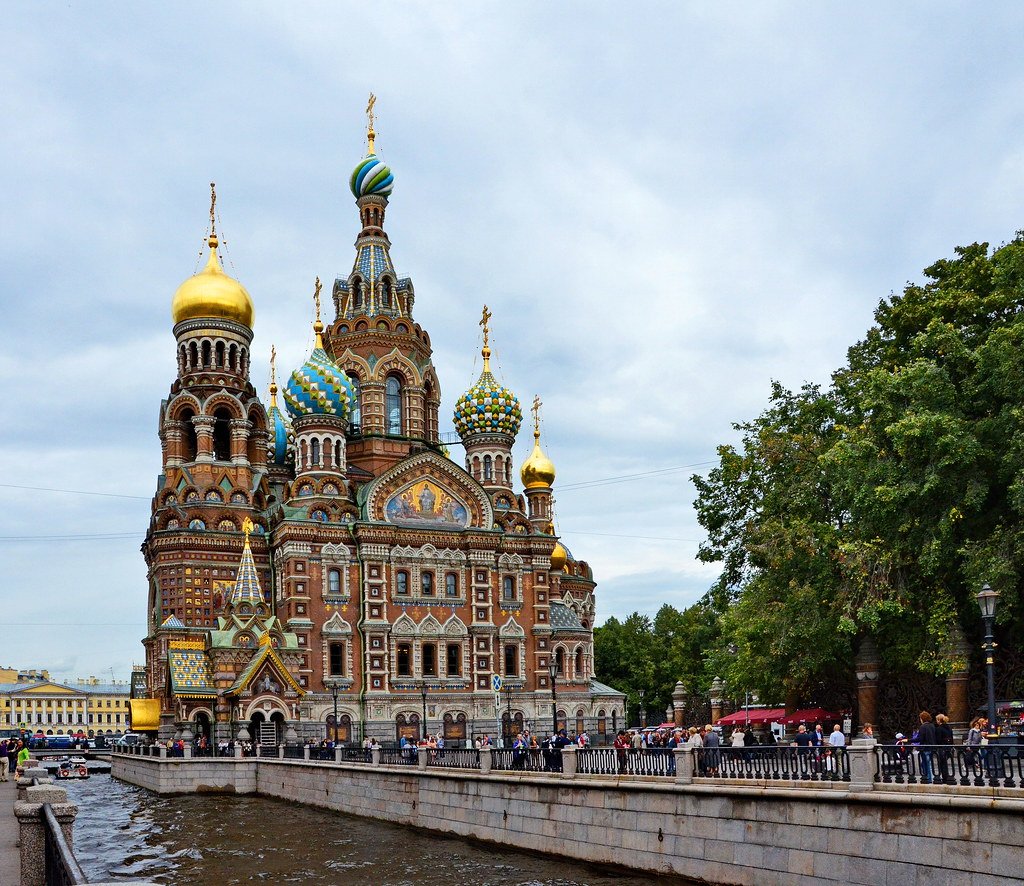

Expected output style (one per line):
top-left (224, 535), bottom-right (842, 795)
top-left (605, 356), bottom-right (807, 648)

top-left (917, 711), bottom-right (937, 784)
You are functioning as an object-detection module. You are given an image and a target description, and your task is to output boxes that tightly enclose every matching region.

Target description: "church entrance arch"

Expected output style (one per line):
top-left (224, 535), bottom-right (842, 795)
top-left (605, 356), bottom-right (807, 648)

top-left (192, 711), bottom-right (212, 744)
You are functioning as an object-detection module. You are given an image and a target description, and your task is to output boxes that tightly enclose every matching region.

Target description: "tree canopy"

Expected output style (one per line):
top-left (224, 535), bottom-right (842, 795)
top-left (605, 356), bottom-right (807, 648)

top-left (595, 236), bottom-right (1024, 717)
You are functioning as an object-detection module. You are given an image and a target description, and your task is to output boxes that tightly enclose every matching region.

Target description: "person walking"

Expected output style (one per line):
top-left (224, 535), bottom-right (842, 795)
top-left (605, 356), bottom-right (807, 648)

top-left (16, 741), bottom-right (30, 777)
top-left (703, 724), bottom-right (721, 776)
top-left (934, 713), bottom-right (954, 784)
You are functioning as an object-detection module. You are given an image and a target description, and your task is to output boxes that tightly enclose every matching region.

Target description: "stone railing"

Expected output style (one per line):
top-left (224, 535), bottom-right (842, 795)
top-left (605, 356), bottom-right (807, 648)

top-left (115, 738), bottom-right (1024, 794)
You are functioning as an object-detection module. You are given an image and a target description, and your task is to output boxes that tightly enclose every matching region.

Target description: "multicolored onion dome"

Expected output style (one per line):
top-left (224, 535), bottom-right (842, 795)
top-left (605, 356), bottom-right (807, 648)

top-left (283, 348), bottom-right (354, 419)
top-left (454, 368), bottom-right (522, 439)
top-left (350, 154), bottom-right (394, 199)
top-left (268, 402), bottom-right (291, 464)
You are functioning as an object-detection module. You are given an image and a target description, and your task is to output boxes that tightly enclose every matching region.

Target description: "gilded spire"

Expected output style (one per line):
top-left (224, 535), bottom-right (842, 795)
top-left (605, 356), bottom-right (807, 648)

top-left (480, 304), bottom-right (492, 372)
top-left (208, 181), bottom-right (218, 246)
top-left (269, 345), bottom-right (278, 406)
top-left (366, 92), bottom-right (377, 155)
top-left (312, 277), bottom-right (325, 349)
top-left (229, 516), bottom-right (264, 607)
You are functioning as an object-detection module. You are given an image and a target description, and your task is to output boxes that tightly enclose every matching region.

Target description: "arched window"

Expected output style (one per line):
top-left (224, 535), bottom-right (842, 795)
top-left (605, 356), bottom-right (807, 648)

top-left (328, 569), bottom-right (341, 594)
top-left (504, 644), bottom-right (518, 676)
top-left (213, 408), bottom-right (232, 461)
top-left (328, 642), bottom-right (345, 677)
top-left (446, 643), bottom-right (461, 675)
top-left (422, 643), bottom-right (437, 676)
top-left (396, 643), bottom-right (411, 676)
top-left (555, 648), bottom-right (565, 676)
top-left (353, 281), bottom-right (363, 311)
top-left (421, 571), bottom-right (434, 596)
top-left (347, 373), bottom-right (361, 429)
top-left (483, 455), bottom-right (493, 481)
top-left (180, 409), bottom-right (198, 462)
top-left (445, 573), bottom-right (458, 597)
top-left (215, 340), bottom-right (226, 368)
top-left (334, 440), bottom-right (342, 468)
top-left (575, 647), bottom-right (584, 678)
top-left (396, 570), bottom-right (409, 595)
top-left (386, 376), bottom-right (402, 435)
top-left (201, 340), bottom-right (212, 367)
top-left (188, 342), bottom-right (199, 370)
top-left (311, 438), bottom-right (320, 466)
top-left (502, 576), bottom-right (514, 600)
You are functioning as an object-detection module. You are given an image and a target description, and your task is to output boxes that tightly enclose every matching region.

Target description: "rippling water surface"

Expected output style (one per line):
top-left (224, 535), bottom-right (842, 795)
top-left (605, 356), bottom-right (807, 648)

top-left (66, 775), bottom-right (692, 885)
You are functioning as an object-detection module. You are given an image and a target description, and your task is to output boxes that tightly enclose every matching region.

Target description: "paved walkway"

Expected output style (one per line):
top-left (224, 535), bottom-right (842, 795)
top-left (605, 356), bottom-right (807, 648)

top-left (0, 775), bottom-right (19, 886)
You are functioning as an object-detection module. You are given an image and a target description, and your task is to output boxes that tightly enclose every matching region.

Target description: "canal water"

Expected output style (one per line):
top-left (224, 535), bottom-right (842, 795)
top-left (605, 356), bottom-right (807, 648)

top-left (65, 775), bottom-right (694, 884)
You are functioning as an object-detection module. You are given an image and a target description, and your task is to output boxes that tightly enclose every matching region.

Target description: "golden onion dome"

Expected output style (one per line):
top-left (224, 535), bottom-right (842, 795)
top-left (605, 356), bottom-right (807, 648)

top-left (550, 541), bottom-right (567, 572)
top-left (171, 234), bottom-right (255, 328)
top-left (520, 434), bottom-right (556, 489)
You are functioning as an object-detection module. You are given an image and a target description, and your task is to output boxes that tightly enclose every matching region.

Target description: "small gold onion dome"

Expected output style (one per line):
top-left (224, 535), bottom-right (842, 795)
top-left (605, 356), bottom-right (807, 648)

top-left (171, 234), bottom-right (255, 328)
top-left (550, 541), bottom-right (567, 572)
top-left (520, 434), bottom-right (556, 489)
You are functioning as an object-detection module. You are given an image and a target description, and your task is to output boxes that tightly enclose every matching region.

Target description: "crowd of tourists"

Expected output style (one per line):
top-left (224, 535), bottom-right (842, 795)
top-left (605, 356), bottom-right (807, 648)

top-left (0, 739), bottom-right (31, 779)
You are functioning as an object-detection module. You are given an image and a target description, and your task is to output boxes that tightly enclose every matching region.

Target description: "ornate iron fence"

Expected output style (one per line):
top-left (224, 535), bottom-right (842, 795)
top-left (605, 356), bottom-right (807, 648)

top-left (491, 747), bottom-right (547, 772)
top-left (697, 746), bottom-right (851, 782)
top-left (42, 803), bottom-right (86, 886)
top-left (426, 748), bottom-right (480, 770)
top-left (577, 747), bottom-right (677, 777)
top-left (379, 745), bottom-right (418, 766)
top-left (876, 743), bottom-right (1023, 788)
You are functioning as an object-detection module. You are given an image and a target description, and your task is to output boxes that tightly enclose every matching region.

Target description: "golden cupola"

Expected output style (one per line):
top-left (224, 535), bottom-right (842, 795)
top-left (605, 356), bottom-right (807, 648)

top-left (520, 395), bottom-right (556, 489)
top-left (171, 185), bottom-right (255, 329)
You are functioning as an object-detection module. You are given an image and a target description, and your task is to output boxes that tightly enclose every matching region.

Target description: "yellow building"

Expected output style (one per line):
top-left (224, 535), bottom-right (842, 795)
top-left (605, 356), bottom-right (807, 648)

top-left (0, 677), bottom-right (131, 735)
top-left (0, 667), bottom-right (49, 684)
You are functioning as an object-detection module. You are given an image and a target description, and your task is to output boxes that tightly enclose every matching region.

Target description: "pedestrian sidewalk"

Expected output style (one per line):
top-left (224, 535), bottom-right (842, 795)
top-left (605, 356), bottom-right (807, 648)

top-left (0, 775), bottom-right (19, 886)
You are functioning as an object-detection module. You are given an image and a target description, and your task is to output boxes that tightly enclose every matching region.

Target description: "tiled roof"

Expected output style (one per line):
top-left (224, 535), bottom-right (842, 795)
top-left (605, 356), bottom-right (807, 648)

top-left (590, 679), bottom-right (627, 698)
top-left (549, 601), bottom-right (585, 633)
top-left (168, 649), bottom-right (216, 697)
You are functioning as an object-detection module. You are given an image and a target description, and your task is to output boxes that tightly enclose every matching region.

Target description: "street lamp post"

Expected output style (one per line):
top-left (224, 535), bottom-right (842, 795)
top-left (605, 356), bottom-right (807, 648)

top-left (420, 681), bottom-right (428, 741)
top-left (638, 689), bottom-right (646, 729)
top-left (505, 684), bottom-right (514, 744)
top-left (330, 683), bottom-right (339, 745)
top-left (547, 662), bottom-right (558, 735)
top-left (977, 583), bottom-right (1001, 730)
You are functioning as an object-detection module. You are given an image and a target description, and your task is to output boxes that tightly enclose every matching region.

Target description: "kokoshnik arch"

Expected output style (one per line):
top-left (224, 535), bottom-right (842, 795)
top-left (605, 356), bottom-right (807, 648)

top-left (138, 102), bottom-right (625, 745)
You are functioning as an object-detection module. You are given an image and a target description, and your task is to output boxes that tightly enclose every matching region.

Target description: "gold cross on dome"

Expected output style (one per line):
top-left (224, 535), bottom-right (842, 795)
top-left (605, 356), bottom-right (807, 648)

top-left (532, 395), bottom-right (542, 435)
top-left (208, 182), bottom-right (217, 236)
top-left (270, 345), bottom-right (277, 385)
top-left (366, 93), bottom-right (377, 153)
top-left (313, 276), bottom-right (322, 323)
top-left (480, 304), bottom-right (492, 349)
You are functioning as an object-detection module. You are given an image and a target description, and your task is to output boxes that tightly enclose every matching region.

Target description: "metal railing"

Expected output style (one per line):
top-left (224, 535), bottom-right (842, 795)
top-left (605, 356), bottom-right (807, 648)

top-left (578, 747), bottom-right (677, 777)
top-left (425, 748), bottom-right (480, 770)
top-left (491, 747), bottom-right (548, 772)
top-left (876, 743), bottom-right (1023, 788)
top-left (697, 746), bottom-right (850, 782)
top-left (43, 803), bottom-right (86, 886)
top-left (338, 747), bottom-right (373, 764)
top-left (379, 745), bottom-right (419, 766)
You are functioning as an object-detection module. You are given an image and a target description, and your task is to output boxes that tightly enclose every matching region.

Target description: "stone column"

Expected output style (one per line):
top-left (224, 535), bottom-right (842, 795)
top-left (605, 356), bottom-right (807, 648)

top-left (479, 747), bottom-right (493, 775)
top-left (371, 746), bottom-right (382, 766)
top-left (230, 419), bottom-right (252, 465)
top-left (944, 626), bottom-right (972, 735)
top-left (672, 681), bottom-right (687, 727)
top-left (673, 747), bottom-right (694, 785)
top-left (854, 638), bottom-right (881, 734)
top-left (709, 677), bottom-right (725, 725)
top-left (193, 415), bottom-right (215, 463)
top-left (561, 745), bottom-right (577, 779)
top-left (847, 737), bottom-right (877, 793)
top-left (417, 750), bottom-right (428, 771)
top-left (15, 784), bottom-right (77, 886)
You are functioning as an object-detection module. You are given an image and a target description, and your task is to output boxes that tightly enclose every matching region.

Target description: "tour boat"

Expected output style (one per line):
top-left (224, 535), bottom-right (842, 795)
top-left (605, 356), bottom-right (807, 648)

top-left (56, 757), bottom-right (90, 779)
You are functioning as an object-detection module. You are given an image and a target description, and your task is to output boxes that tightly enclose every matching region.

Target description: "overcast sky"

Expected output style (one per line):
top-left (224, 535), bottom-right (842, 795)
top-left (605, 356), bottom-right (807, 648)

top-left (1, 3), bottom-right (1022, 683)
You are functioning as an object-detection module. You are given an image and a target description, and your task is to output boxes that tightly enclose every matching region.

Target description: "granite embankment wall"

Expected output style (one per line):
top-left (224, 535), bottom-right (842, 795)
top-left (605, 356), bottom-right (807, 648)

top-left (112, 755), bottom-right (1024, 886)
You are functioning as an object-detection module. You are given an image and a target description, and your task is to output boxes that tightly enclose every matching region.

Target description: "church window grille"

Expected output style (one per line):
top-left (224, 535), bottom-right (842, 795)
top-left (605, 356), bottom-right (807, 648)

top-left (386, 376), bottom-right (402, 435)
top-left (504, 644), bottom-right (518, 677)
top-left (396, 570), bottom-right (409, 595)
top-left (396, 643), bottom-right (412, 676)
top-left (348, 374), bottom-right (361, 429)
top-left (422, 643), bottom-right (438, 676)
top-left (446, 643), bottom-right (461, 675)
top-left (328, 642), bottom-right (345, 677)
top-left (213, 408), bottom-right (232, 461)
top-left (445, 573), bottom-right (458, 597)
top-left (421, 571), bottom-right (434, 596)
top-left (328, 569), bottom-right (341, 594)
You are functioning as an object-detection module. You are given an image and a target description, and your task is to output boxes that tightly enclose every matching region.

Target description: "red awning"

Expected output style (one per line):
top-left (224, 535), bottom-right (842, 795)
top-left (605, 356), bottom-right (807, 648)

top-left (715, 708), bottom-right (786, 726)
top-left (780, 707), bottom-right (842, 725)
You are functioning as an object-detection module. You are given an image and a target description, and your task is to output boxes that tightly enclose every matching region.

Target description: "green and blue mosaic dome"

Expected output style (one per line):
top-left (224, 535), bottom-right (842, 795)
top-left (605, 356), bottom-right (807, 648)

top-left (350, 154), bottom-right (394, 199)
top-left (283, 348), bottom-right (354, 419)
top-left (454, 369), bottom-right (522, 439)
top-left (268, 403), bottom-right (291, 464)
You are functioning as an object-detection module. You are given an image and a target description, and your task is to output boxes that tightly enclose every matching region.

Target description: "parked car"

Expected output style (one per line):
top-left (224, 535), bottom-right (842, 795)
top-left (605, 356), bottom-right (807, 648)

top-left (114, 733), bottom-right (143, 747)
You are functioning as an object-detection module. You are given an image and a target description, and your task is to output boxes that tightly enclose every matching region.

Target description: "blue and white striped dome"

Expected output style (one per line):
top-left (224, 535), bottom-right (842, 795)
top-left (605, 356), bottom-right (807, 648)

top-left (350, 154), bottom-right (394, 199)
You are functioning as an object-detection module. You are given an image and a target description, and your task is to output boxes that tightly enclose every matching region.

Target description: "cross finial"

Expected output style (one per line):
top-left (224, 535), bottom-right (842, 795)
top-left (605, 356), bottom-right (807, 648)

top-left (480, 304), bottom-right (492, 348)
top-left (532, 395), bottom-right (542, 438)
top-left (366, 93), bottom-right (377, 154)
top-left (313, 276), bottom-right (323, 323)
top-left (209, 182), bottom-right (217, 236)
top-left (269, 345), bottom-right (278, 400)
